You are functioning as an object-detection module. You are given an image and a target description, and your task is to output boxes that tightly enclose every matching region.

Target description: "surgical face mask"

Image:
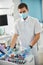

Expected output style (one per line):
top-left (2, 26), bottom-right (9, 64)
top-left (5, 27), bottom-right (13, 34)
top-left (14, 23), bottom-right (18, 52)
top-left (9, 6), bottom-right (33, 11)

top-left (19, 12), bottom-right (28, 19)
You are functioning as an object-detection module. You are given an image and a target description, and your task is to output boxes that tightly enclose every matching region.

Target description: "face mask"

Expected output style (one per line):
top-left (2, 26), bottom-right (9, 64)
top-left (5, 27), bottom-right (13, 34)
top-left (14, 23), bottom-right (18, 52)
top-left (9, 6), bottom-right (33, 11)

top-left (19, 12), bottom-right (28, 19)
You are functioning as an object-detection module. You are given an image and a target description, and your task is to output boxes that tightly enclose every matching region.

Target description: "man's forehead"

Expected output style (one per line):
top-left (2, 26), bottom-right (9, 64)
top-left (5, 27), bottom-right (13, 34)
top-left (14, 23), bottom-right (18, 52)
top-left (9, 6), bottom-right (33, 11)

top-left (18, 7), bottom-right (27, 12)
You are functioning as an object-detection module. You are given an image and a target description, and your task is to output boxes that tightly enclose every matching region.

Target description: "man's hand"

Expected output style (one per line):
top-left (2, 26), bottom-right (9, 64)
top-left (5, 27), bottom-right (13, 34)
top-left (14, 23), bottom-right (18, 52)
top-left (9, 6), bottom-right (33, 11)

top-left (7, 48), bottom-right (13, 56)
top-left (22, 46), bottom-right (31, 58)
top-left (18, 46), bottom-right (32, 59)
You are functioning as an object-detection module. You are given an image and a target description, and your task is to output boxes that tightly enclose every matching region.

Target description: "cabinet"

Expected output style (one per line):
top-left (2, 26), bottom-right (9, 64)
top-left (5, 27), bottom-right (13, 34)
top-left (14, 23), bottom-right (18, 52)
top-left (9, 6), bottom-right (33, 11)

top-left (0, 0), bottom-right (14, 15)
top-left (0, 35), bottom-right (12, 46)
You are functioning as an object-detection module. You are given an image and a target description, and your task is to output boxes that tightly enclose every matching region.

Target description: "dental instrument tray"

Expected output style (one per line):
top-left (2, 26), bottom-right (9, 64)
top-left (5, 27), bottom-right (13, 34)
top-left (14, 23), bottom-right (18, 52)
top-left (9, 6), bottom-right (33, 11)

top-left (0, 52), bottom-right (26, 64)
top-left (8, 54), bottom-right (26, 64)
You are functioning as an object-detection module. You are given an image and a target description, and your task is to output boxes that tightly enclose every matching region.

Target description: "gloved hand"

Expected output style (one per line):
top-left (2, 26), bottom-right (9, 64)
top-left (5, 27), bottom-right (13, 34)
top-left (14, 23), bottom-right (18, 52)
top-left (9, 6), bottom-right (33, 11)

top-left (6, 46), bottom-right (10, 51)
top-left (20, 46), bottom-right (32, 58)
top-left (4, 48), bottom-right (14, 60)
top-left (7, 48), bottom-right (13, 56)
top-left (14, 46), bottom-right (31, 62)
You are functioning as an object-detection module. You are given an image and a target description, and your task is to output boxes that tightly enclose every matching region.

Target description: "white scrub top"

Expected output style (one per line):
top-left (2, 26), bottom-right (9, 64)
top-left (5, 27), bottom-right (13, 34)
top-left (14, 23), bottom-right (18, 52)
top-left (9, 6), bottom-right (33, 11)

top-left (14, 16), bottom-right (42, 49)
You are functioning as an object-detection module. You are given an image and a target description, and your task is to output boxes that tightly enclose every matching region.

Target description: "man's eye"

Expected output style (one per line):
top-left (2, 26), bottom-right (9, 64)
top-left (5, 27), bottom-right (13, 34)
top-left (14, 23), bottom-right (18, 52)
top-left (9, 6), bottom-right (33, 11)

top-left (23, 11), bottom-right (26, 13)
top-left (20, 12), bottom-right (22, 13)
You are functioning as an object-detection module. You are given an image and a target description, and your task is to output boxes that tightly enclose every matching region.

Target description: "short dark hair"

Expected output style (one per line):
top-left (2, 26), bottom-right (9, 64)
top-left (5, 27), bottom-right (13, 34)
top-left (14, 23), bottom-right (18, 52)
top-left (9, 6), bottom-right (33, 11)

top-left (18, 3), bottom-right (28, 10)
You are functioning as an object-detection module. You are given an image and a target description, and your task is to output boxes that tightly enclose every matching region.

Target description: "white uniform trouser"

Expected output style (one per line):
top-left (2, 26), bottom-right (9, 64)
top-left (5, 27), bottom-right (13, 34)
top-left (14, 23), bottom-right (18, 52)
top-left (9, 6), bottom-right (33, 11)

top-left (32, 44), bottom-right (39, 65)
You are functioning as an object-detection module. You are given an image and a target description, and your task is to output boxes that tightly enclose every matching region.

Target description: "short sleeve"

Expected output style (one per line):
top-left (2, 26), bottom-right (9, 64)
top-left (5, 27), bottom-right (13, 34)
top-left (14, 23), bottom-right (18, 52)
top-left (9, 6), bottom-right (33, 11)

top-left (14, 22), bottom-right (19, 35)
top-left (34, 19), bottom-right (42, 34)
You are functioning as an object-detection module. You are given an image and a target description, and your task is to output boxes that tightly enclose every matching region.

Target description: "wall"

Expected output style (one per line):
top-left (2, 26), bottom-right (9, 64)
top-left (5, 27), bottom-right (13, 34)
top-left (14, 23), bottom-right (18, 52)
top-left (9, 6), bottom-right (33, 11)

top-left (21, 0), bottom-right (42, 22)
top-left (14, 0), bottom-right (21, 21)
top-left (42, 0), bottom-right (43, 21)
top-left (0, 0), bottom-right (14, 15)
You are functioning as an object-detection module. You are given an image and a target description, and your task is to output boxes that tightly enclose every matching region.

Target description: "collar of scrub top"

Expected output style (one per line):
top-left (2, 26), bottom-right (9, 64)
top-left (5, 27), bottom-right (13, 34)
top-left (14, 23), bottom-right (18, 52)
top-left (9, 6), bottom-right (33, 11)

top-left (21, 16), bottom-right (30, 22)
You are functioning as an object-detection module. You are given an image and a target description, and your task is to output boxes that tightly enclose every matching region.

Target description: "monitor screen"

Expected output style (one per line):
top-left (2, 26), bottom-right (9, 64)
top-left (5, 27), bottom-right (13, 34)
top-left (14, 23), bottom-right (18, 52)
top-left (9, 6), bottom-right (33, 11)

top-left (0, 15), bottom-right (8, 26)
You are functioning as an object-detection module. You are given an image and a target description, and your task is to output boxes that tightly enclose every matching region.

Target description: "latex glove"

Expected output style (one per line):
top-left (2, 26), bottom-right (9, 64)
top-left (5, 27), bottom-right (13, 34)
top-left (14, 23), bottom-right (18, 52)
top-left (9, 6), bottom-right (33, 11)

top-left (20, 46), bottom-right (31, 58)
top-left (4, 48), bottom-right (14, 60)
top-left (7, 48), bottom-right (13, 56)
top-left (6, 46), bottom-right (10, 51)
top-left (14, 46), bottom-right (31, 60)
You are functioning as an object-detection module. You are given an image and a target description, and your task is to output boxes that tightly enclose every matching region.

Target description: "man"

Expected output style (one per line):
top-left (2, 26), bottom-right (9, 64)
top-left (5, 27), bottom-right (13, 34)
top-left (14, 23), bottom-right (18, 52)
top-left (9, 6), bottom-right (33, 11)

top-left (9, 3), bottom-right (42, 65)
